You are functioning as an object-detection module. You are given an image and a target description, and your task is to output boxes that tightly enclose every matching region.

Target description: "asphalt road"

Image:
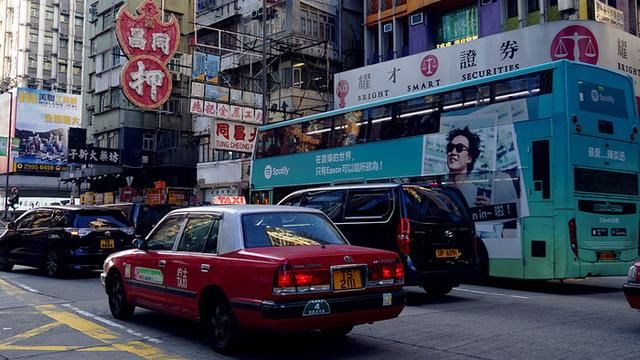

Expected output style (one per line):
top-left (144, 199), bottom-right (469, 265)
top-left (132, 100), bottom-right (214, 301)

top-left (0, 266), bottom-right (637, 360)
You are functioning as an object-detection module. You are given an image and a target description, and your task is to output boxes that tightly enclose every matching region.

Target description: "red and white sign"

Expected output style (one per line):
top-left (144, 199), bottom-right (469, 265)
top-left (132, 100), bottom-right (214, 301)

top-left (212, 196), bottom-right (246, 205)
top-left (190, 98), bottom-right (204, 114)
top-left (115, 0), bottom-right (180, 110)
top-left (229, 105), bottom-right (242, 121)
top-left (213, 120), bottom-right (257, 153)
top-left (115, 0), bottom-right (180, 65)
top-left (204, 101), bottom-right (217, 116)
top-left (549, 25), bottom-right (598, 64)
top-left (121, 56), bottom-right (172, 109)
top-left (216, 103), bottom-right (230, 119)
top-left (242, 107), bottom-right (255, 124)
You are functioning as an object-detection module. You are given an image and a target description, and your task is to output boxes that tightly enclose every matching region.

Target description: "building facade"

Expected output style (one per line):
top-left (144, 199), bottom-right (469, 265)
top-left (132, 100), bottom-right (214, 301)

top-left (0, 0), bottom-right (84, 93)
top-left (71, 0), bottom-right (197, 195)
top-left (193, 0), bottom-right (363, 203)
top-left (334, 0), bottom-right (640, 109)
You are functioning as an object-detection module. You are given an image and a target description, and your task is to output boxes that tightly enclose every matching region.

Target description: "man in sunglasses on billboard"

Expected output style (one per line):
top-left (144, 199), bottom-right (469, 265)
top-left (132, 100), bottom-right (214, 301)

top-left (446, 126), bottom-right (518, 209)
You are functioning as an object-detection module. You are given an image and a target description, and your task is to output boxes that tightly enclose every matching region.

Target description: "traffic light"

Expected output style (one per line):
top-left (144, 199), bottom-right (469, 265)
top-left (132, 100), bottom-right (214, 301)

top-left (8, 187), bottom-right (18, 209)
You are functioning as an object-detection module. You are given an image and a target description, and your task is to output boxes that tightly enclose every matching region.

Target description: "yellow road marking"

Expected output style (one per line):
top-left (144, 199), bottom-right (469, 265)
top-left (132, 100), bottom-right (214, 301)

top-left (0, 321), bottom-right (62, 346)
top-left (0, 278), bottom-right (24, 296)
top-left (77, 345), bottom-right (119, 352)
top-left (113, 341), bottom-right (186, 360)
top-left (0, 345), bottom-right (81, 351)
top-left (36, 304), bottom-right (118, 341)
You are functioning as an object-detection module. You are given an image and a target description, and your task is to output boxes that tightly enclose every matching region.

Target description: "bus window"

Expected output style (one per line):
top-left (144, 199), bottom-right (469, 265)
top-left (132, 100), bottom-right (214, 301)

top-left (397, 97), bottom-right (440, 136)
top-left (332, 110), bottom-right (365, 147)
top-left (367, 104), bottom-right (394, 142)
top-left (277, 124), bottom-right (303, 155)
top-left (256, 129), bottom-right (278, 158)
top-left (303, 118), bottom-right (332, 151)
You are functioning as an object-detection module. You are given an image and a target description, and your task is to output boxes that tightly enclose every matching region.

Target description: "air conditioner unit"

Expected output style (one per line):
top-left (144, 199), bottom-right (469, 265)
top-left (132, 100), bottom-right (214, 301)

top-left (43, 56), bottom-right (49, 61)
top-left (60, 9), bottom-right (69, 15)
top-left (558, 0), bottom-right (577, 11)
top-left (383, 23), bottom-right (393, 33)
top-left (251, 7), bottom-right (263, 19)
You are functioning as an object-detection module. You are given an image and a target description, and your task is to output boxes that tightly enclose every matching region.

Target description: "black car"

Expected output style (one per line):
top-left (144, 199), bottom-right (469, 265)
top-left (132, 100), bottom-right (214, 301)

top-left (0, 206), bottom-right (135, 277)
top-left (100, 203), bottom-right (179, 238)
top-left (278, 183), bottom-right (479, 296)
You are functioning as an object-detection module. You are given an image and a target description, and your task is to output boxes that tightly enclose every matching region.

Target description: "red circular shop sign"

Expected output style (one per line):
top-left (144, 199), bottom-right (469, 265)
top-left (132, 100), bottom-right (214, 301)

top-left (120, 56), bottom-right (173, 110)
top-left (420, 55), bottom-right (439, 77)
top-left (549, 25), bottom-right (599, 65)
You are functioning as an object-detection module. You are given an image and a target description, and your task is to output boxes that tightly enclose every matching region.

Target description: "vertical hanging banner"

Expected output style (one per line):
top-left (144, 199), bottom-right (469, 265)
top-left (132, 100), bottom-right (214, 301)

top-left (115, 0), bottom-right (180, 109)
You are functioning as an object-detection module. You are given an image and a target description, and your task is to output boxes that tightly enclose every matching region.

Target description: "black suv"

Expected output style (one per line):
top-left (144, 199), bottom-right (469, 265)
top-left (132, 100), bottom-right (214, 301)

top-left (279, 184), bottom-right (479, 296)
top-left (0, 206), bottom-right (135, 277)
top-left (100, 203), bottom-right (179, 238)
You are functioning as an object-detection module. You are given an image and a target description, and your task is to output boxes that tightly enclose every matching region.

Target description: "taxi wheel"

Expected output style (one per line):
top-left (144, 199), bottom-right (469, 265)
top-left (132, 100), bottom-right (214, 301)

top-left (321, 325), bottom-right (353, 338)
top-left (204, 299), bottom-right (238, 353)
top-left (107, 273), bottom-right (135, 320)
top-left (0, 249), bottom-right (13, 272)
top-left (45, 251), bottom-right (67, 278)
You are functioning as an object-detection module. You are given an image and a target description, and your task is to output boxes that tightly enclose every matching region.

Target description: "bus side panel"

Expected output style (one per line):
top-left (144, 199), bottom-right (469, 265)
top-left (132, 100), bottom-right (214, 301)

top-left (523, 217), bottom-right (555, 279)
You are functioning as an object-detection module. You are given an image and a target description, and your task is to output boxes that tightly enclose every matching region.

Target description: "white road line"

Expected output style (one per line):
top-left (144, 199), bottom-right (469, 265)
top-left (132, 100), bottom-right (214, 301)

top-left (454, 287), bottom-right (530, 299)
top-left (11, 281), bottom-right (41, 294)
top-left (62, 304), bottom-right (163, 344)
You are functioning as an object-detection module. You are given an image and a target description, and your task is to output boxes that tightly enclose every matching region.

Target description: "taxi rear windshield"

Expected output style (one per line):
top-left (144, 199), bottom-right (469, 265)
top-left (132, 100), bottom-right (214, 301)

top-left (242, 212), bottom-right (347, 248)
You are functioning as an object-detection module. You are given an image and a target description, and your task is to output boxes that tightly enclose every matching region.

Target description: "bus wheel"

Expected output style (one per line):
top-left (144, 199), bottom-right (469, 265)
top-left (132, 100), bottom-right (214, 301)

top-left (422, 283), bottom-right (453, 297)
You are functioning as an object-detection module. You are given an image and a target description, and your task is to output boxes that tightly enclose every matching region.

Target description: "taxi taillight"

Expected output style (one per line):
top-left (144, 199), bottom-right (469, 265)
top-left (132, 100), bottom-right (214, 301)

top-left (273, 264), bottom-right (330, 295)
top-left (368, 259), bottom-right (404, 286)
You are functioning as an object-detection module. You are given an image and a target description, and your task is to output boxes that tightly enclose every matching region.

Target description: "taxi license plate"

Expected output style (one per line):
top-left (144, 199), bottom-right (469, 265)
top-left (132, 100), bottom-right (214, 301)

top-left (332, 268), bottom-right (363, 291)
top-left (100, 239), bottom-right (115, 249)
top-left (436, 248), bottom-right (460, 258)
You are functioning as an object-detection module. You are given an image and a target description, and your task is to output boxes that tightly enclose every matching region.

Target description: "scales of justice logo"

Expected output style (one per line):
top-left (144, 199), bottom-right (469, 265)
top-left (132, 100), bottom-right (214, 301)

top-left (550, 25), bottom-right (599, 65)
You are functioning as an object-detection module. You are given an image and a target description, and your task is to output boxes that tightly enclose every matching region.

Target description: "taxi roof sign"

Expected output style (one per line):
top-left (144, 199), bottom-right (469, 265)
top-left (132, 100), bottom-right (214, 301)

top-left (212, 196), bottom-right (246, 205)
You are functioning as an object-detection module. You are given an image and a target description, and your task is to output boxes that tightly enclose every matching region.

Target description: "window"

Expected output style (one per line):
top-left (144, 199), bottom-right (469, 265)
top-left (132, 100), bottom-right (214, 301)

top-left (74, 41), bottom-right (82, 51)
top-left (44, 61), bottom-right (52, 70)
top-left (17, 211), bottom-right (36, 229)
top-left (29, 32), bottom-right (38, 43)
top-left (59, 64), bottom-right (67, 73)
top-left (147, 216), bottom-right (184, 250)
top-left (302, 118), bottom-right (332, 152)
top-left (103, 10), bottom-right (113, 30)
top-left (107, 131), bottom-right (119, 148)
top-left (203, 219), bottom-right (220, 254)
top-left (45, 11), bottom-right (54, 20)
top-left (574, 168), bottom-right (638, 195)
top-left (532, 140), bottom-right (550, 199)
top-left (332, 111), bottom-right (366, 147)
top-left (112, 46), bottom-right (122, 66)
top-left (28, 59), bottom-right (37, 68)
top-left (72, 66), bottom-right (81, 75)
top-left (143, 133), bottom-right (155, 151)
top-left (345, 191), bottom-right (393, 219)
top-left (61, 14), bottom-right (69, 23)
top-left (528, 0), bottom-right (540, 12)
top-left (31, 210), bottom-right (53, 228)
top-left (199, 136), bottom-right (211, 163)
top-left (178, 216), bottom-right (216, 252)
top-left (30, 7), bottom-right (39, 17)
top-left (299, 3), bottom-right (335, 41)
top-left (44, 33), bottom-right (53, 45)
top-left (60, 39), bottom-right (68, 48)
top-left (301, 190), bottom-right (346, 222)
top-left (242, 213), bottom-right (346, 248)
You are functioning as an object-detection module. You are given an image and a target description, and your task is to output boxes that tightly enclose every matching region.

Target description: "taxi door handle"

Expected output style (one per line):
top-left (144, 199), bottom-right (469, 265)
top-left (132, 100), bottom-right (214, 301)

top-left (159, 260), bottom-right (166, 268)
top-left (201, 264), bottom-right (210, 272)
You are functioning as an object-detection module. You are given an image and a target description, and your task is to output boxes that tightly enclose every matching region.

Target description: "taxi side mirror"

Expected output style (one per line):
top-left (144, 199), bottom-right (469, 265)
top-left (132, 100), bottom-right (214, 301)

top-left (132, 236), bottom-right (146, 250)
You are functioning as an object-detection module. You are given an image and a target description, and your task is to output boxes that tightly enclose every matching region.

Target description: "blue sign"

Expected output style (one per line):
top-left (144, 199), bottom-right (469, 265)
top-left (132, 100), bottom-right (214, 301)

top-left (578, 81), bottom-right (627, 118)
top-left (206, 54), bottom-right (220, 84)
top-left (192, 51), bottom-right (207, 80)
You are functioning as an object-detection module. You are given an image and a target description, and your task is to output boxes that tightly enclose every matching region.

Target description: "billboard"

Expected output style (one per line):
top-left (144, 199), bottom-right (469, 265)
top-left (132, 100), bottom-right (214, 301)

top-left (14, 88), bottom-right (82, 176)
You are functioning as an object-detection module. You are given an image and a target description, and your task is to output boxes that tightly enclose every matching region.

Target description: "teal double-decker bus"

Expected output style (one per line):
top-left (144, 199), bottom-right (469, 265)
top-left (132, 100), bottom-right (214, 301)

top-left (250, 60), bottom-right (640, 280)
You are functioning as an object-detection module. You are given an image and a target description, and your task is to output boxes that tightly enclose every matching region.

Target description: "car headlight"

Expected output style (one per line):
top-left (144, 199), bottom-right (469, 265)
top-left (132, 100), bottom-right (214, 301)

top-left (627, 265), bottom-right (638, 282)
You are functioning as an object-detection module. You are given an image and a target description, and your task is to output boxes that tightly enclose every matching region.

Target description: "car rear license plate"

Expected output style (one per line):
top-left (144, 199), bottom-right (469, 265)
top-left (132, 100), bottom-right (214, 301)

top-left (333, 268), bottom-right (363, 291)
top-left (436, 248), bottom-right (460, 258)
top-left (597, 251), bottom-right (617, 261)
top-left (100, 239), bottom-right (115, 249)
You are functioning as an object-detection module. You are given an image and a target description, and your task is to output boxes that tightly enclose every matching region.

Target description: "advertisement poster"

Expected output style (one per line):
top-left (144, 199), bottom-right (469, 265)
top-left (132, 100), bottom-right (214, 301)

top-left (422, 101), bottom-right (529, 259)
top-left (206, 54), bottom-right (220, 84)
top-left (14, 88), bottom-right (82, 176)
top-left (192, 51), bottom-right (207, 81)
top-left (205, 85), bottom-right (228, 101)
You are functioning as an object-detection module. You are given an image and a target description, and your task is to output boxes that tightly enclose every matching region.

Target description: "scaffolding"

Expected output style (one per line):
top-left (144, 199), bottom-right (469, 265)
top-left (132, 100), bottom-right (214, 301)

top-left (192, 5), bottom-right (336, 121)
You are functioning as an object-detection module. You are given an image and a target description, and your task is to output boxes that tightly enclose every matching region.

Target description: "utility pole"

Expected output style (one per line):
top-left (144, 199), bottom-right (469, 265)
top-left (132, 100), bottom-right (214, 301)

top-left (4, 91), bottom-right (12, 216)
top-left (261, 0), bottom-right (267, 125)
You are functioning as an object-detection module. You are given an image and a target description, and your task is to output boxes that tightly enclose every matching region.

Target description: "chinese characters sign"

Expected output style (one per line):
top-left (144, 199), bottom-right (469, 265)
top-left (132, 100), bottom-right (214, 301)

top-left (67, 146), bottom-right (122, 166)
top-left (212, 120), bottom-right (257, 153)
top-left (116, 0), bottom-right (179, 109)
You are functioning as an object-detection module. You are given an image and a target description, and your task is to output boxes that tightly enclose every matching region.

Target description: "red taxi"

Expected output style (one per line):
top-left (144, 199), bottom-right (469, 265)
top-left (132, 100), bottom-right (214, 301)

top-left (101, 205), bottom-right (405, 352)
top-left (623, 261), bottom-right (640, 310)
